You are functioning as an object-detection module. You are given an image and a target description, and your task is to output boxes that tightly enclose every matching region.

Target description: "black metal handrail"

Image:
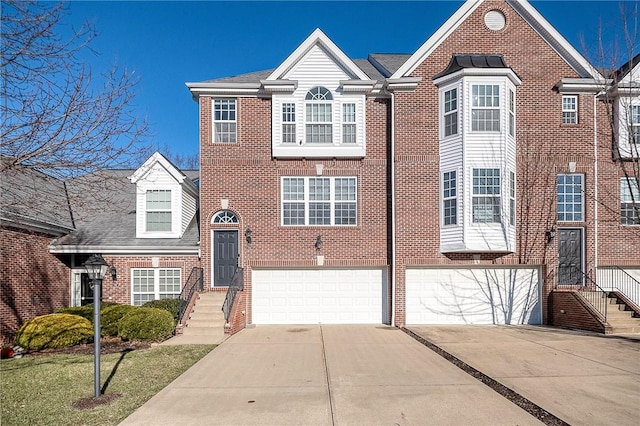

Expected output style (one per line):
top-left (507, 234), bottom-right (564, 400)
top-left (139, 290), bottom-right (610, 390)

top-left (178, 267), bottom-right (204, 325)
top-left (606, 267), bottom-right (640, 312)
top-left (575, 271), bottom-right (608, 323)
top-left (222, 267), bottom-right (244, 323)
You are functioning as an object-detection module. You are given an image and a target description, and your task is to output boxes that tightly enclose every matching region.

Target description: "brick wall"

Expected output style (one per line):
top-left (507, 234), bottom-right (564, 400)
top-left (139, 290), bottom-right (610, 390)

top-left (1, 227), bottom-right (70, 346)
top-left (551, 290), bottom-right (606, 333)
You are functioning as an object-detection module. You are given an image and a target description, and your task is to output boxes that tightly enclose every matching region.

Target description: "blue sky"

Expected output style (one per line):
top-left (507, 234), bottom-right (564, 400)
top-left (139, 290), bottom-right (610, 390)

top-left (60, 1), bottom-right (637, 160)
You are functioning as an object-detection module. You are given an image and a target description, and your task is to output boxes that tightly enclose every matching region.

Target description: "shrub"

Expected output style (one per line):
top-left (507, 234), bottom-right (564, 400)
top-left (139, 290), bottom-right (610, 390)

top-left (142, 298), bottom-right (181, 322)
top-left (101, 304), bottom-right (138, 336)
top-left (55, 302), bottom-right (117, 323)
top-left (118, 307), bottom-right (175, 342)
top-left (15, 314), bottom-right (93, 351)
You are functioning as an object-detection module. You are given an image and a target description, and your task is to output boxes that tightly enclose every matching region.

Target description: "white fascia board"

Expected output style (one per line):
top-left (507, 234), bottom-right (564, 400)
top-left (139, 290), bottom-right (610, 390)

top-left (386, 77), bottom-right (422, 92)
top-left (433, 68), bottom-right (522, 87)
top-left (186, 82), bottom-right (262, 98)
top-left (391, 0), bottom-right (484, 78)
top-left (555, 78), bottom-right (611, 94)
top-left (618, 61), bottom-right (640, 85)
top-left (260, 79), bottom-right (298, 93)
top-left (608, 84), bottom-right (640, 97)
top-left (339, 80), bottom-right (378, 93)
top-left (48, 245), bottom-right (200, 255)
top-left (507, 0), bottom-right (603, 80)
top-left (266, 28), bottom-right (370, 81)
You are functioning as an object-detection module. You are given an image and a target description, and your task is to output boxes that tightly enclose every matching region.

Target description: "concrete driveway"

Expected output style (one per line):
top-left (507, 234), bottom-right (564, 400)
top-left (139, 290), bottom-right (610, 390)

top-left (120, 325), bottom-right (543, 425)
top-left (407, 326), bottom-right (640, 426)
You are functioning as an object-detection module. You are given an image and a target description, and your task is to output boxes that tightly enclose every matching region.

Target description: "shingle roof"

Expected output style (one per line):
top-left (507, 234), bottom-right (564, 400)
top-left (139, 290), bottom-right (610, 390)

top-left (203, 69), bottom-right (273, 84)
top-left (368, 54), bottom-right (412, 78)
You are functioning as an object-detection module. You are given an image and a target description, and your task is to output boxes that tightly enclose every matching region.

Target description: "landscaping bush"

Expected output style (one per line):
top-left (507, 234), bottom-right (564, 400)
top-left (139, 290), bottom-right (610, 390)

top-left (55, 302), bottom-right (117, 323)
top-left (15, 314), bottom-right (93, 351)
top-left (101, 304), bottom-right (138, 336)
top-left (142, 298), bottom-right (181, 322)
top-left (118, 307), bottom-right (175, 342)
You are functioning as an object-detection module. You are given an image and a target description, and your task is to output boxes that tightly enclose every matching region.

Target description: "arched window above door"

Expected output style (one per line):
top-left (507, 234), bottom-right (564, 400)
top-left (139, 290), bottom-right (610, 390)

top-left (212, 210), bottom-right (239, 224)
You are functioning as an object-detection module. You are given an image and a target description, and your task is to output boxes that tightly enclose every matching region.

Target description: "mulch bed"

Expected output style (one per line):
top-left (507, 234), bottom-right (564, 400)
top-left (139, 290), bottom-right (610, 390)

top-left (19, 337), bottom-right (151, 358)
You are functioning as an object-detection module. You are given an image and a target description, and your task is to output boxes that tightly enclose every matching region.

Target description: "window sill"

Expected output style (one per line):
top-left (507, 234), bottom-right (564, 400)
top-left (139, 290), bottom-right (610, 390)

top-left (273, 144), bottom-right (365, 158)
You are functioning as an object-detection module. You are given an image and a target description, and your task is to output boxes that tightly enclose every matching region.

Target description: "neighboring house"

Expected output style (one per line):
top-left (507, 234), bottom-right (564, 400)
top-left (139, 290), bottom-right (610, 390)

top-left (186, 0), bottom-right (639, 332)
top-left (0, 152), bottom-right (201, 345)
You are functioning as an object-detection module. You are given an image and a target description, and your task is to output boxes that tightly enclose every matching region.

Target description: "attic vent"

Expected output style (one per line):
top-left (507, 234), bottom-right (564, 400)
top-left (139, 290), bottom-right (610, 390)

top-left (484, 10), bottom-right (506, 31)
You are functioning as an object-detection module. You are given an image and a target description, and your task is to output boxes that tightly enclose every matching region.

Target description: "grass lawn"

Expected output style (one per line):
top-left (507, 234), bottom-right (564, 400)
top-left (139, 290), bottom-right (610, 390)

top-left (0, 344), bottom-right (214, 426)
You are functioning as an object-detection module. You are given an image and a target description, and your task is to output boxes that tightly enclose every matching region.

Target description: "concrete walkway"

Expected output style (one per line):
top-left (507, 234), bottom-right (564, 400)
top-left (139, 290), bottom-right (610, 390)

top-left (407, 325), bottom-right (640, 426)
top-left (120, 325), bottom-right (542, 425)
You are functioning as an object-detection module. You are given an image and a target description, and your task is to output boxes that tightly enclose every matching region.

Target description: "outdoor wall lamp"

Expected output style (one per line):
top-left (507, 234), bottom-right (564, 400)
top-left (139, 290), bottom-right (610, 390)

top-left (245, 227), bottom-right (252, 244)
top-left (315, 235), bottom-right (322, 251)
top-left (109, 265), bottom-right (117, 281)
top-left (545, 226), bottom-right (556, 244)
top-left (83, 253), bottom-right (109, 398)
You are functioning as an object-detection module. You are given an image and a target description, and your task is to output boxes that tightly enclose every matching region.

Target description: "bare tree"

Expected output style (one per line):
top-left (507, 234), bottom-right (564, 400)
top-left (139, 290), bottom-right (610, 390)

top-left (1, 0), bottom-right (149, 180)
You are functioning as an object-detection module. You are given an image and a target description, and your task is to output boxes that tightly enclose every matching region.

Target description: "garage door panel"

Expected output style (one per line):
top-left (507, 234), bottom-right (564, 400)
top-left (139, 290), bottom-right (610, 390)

top-left (253, 269), bottom-right (385, 324)
top-left (406, 268), bottom-right (541, 325)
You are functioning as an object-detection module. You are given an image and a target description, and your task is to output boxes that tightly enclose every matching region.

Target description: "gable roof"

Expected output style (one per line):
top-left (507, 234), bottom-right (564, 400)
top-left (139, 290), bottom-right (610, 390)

top-left (266, 28), bottom-right (371, 81)
top-left (391, 0), bottom-right (602, 80)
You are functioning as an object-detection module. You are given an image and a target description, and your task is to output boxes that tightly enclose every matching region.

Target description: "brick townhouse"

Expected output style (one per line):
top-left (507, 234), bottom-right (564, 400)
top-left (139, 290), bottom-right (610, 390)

top-left (187, 0), bottom-right (639, 332)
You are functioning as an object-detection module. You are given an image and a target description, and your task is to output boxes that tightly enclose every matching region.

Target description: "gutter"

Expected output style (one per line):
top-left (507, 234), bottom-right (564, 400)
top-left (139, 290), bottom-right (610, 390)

top-left (48, 245), bottom-right (200, 255)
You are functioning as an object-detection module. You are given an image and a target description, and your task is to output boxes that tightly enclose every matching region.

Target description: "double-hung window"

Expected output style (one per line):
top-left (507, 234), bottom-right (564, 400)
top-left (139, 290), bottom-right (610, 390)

top-left (509, 171), bottom-right (516, 226)
top-left (442, 171), bottom-right (457, 225)
top-left (444, 88), bottom-right (458, 137)
top-left (557, 174), bottom-right (584, 222)
top-left (631, 105), bottom-right (640, 145)
top-left (282, 177), bottom-right (357, 226)
top-left (146, 190), bottom-right (172, 232)
top-left (562, 96), bottom-right (578, 124)
top-left (132, 268), bottom-right (181, 306)
top-left (621, 177), bottom-right (640, 225)
top-left (471, 85), bottom-right (500, 131)
top-left (508, 90), bottom-right (515, 137)
top-left (282, 103), bottom-right (296, 143)
top-left (472, 168), bottom-right (501, 223)
top-left (305, 87), bottom-right (333, 143)
top-left (342, 103), bottom-right (356, 143)
top-left (213, 99), bottom-right (237, 143)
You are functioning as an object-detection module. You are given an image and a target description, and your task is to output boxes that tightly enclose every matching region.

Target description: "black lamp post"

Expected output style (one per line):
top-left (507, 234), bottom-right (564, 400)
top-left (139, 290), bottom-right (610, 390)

top-left (83, 254), bottom-right (109, 398)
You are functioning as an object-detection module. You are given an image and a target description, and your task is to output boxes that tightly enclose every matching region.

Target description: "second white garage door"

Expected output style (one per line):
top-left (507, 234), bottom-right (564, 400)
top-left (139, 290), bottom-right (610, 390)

top-left (406, 267), bottom-right (541, 325)
top-left (252, 269), bottom-right (387, 324)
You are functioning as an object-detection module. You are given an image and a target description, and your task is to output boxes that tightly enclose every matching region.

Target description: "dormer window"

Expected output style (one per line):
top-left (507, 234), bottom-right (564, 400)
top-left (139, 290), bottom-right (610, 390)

top-left (146, 190), bottom-right (172, 232)
top-left (471, 84), bottom-right (500, 131)
top-left (305, 86), bottom-right (333, 143)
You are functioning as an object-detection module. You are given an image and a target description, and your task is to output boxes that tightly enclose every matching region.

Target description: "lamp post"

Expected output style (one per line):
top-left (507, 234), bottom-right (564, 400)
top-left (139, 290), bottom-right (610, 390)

top-left (83, 254), bottom-right (109, 398)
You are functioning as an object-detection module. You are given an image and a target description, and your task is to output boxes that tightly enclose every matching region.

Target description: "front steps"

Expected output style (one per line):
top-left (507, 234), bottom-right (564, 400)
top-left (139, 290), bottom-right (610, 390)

top-left (162, 292), bottom-right (227, 345)
top-left (606, 294), bottom-right (640, 334)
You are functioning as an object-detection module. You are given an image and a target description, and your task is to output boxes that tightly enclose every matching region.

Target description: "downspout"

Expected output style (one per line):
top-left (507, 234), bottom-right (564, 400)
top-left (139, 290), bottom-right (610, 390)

top-left (593, 95), bottom-right (599, 274)
top-left (390, 92), bottom-right (397, 327)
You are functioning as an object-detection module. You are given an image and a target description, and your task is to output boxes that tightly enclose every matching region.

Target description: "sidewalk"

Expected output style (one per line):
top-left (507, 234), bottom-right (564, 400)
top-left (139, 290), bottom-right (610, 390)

top-left (120, 325), bottom-right (541, 425)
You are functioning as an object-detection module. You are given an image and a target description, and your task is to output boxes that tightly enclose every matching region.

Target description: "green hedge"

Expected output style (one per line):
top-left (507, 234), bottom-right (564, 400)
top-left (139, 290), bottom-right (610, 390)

top-left (101, 304), bottom-right (138, 336)
top-left (15, 314), bottom-right (93, 351)
top-left (55, 302), bottom-right (117, 323)
top-left (118, 307), bottom-right (175, 342)
top-left (142, 298), bottom-right (181, 322)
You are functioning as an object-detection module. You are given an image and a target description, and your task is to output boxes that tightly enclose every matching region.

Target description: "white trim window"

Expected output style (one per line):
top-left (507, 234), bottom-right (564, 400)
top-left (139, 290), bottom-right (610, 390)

top-left (131, 268), bottom-right (182, 306)
top-left (146, 189), bottom-right (172, 232)
top-left (305, 86), bottom-right (333, 143)
top-left (442, 171), bottom-right (457, 225)
top-left (443, 88), bottom-right (458, 137)
top-left (562, 95), bottom-right (578, 124)
top-left (282, 176), bottom-right (357, 226)
top-left (621, 177), bottom-right (640, 225)
top-left (630, 105), bottom-right (640, 144)
top-left (508, 89), bottom-right (515, 137)
top-left (342, 103), bottom-right (356, 143)
top-left (282, 103), bottom-right (296, 144)
top-left (509, 171), bottom-right (516, 226)
top-left (557, 174), bottom-right (584, 222)
top-left (472, 168), bottom-right (501, 223)
top-left (471, 85), bottom-right (500, 131)
top-left (213, 99), bottom-right (237, 143)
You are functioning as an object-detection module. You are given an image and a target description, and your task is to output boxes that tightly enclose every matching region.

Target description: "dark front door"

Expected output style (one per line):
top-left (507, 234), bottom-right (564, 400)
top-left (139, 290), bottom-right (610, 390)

top-left (80, 273), bottom-right (94, 306)
top-left (213, 230), bottom-right (238, 287)
top-left (558, 228), bottom-right (583, 286)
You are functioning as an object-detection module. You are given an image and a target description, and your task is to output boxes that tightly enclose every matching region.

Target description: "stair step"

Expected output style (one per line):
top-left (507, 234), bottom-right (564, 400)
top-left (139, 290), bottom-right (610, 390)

top-left (189, 311), bottom-right (224, 321)
top-left (186, 318), bottom-right (224, 327)
top-left (182, 326), bottom-right (225, 336)
top-left (610, 326), bottom-right (640, 334)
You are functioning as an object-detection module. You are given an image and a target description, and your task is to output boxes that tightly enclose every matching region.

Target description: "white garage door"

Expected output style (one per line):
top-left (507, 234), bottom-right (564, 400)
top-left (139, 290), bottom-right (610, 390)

top-left (406, 267), bottom-right (541, 325)
top-left (252, 269), bottom-right (387, 324)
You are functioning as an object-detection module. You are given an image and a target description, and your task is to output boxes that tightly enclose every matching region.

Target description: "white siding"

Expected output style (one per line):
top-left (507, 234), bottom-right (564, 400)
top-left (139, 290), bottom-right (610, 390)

top-left (181, 190), bottom-right (197, 235)
top-left (406, 267), bottom-right (541, 325)
top-left (135, 163), bottom-right (182, 239)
